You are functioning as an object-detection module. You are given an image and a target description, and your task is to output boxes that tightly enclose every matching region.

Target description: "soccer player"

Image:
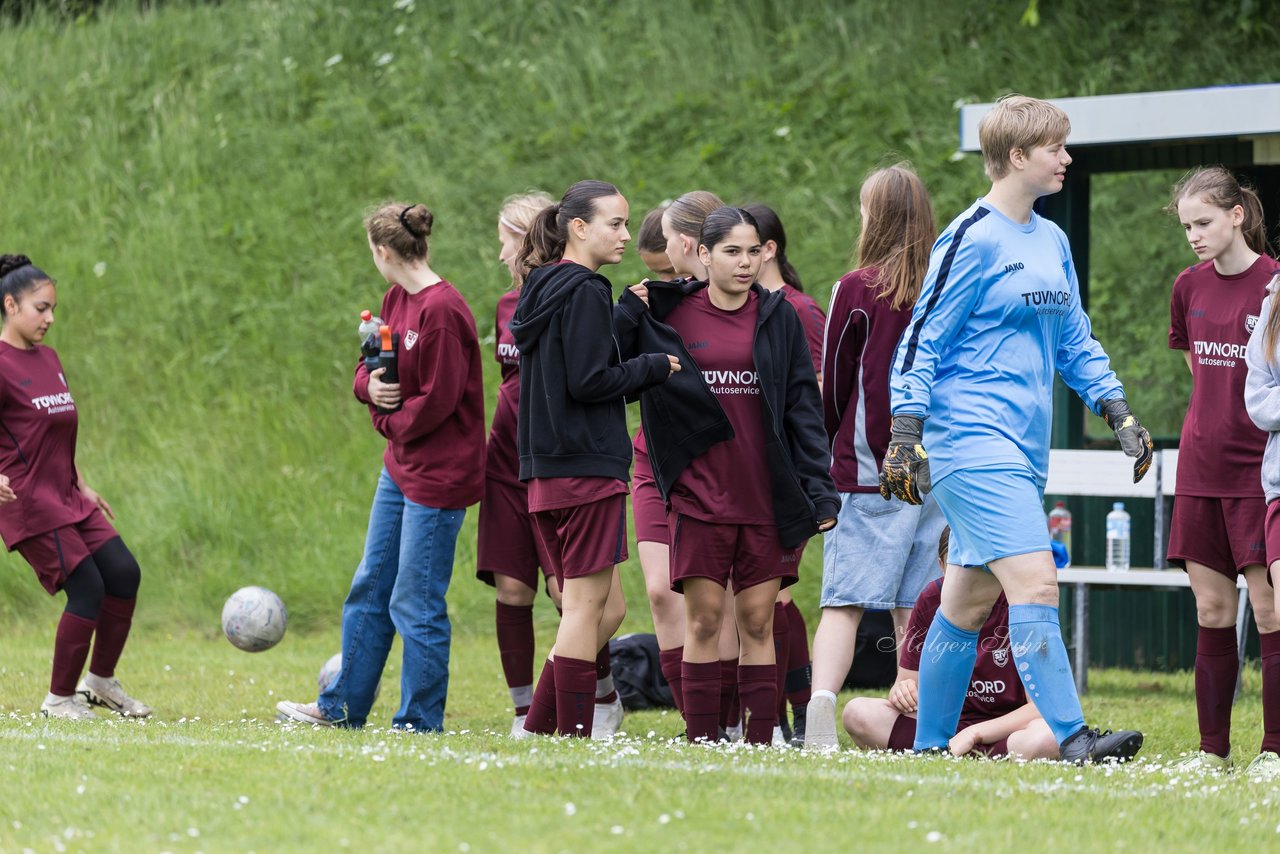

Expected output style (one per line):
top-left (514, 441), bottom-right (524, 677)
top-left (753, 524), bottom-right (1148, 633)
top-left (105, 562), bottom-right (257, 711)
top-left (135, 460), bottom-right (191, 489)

top-left (479, 190), bottom-right (569, 737)
top-left (1172, 166), bottom-right (1280, 776)
top-left (277, 202), bottom-right (486, 733)
top-left (1245, 266), bottom-right (1280, 783)
top-left (509, 180), bottom-right (679, 738)
top-left (616, 207), bottom-right (839, 743)
top-left (632, 192), bottom-right (725, 716)
top-left (636, 206), bottom-right (676, 280)
top-left (882, 94), bottom-right (1150, 763)
top-left (842, 528), bottom-right (1058, 760)
top-left (0, 254), bottom-right (150, 719)
top-left (806, 164), bottom-right (946, 750)
top-left (742, 202), bottom-right (826, 744)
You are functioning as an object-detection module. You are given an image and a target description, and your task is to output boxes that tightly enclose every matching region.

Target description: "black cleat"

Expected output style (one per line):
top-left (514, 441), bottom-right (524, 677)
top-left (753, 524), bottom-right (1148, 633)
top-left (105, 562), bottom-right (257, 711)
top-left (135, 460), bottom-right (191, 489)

top-left (1059, 726), bottom-right (1144, 764)
top-left (789, 705), bottom-right (807, 748)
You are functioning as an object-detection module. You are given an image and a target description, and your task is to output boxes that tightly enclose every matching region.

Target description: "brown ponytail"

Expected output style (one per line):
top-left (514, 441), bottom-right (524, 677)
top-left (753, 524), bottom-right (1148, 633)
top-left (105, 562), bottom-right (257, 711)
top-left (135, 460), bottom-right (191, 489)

top-left (513, 180), bottom-right (620, 283)
top-left (1169, 167), bottom-right (1270, 256)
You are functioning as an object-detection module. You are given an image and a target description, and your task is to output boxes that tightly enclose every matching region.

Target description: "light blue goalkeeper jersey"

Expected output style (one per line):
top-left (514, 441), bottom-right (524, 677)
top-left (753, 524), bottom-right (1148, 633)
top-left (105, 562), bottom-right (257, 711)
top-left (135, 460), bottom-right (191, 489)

top-left (890, 200), bottom-right (1123, 486)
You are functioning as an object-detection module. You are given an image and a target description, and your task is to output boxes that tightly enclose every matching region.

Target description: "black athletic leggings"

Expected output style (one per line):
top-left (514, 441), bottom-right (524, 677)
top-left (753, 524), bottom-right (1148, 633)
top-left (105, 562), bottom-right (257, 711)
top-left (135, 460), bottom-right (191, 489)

top-left (61, 537), bottom-right (141, 620)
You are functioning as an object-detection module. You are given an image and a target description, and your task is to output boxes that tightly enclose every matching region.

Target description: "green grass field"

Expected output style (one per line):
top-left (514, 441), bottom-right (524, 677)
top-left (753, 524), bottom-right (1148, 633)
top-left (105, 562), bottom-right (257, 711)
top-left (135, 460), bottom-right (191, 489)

top-left (4, 2), bottom-right (1280, 849)
top-left (3, 627), bottom-right (1278, 852)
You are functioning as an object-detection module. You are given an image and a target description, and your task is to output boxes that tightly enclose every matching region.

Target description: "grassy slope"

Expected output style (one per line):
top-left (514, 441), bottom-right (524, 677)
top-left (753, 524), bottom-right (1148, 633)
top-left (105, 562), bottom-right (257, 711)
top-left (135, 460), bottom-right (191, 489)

top-left (1, 0), bottom-right (1277, 629)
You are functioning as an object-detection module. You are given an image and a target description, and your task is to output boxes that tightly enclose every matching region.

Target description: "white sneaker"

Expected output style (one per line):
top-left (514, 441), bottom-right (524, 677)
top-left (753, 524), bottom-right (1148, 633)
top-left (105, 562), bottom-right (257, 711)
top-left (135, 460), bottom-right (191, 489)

top-left (772, 725), bottom-right (790, 747)
top-left (78, 674), bottom-right (152, 718)
top-left (42, 692), bottom-right (98, 721)
top-left (275, 701), bottom-right (334, 726)
top-left (510, 714), bottom-right (529, 738)
top-left (725, 722), bottom-right (743, 742)
top-left (591, 697), bottom-right (624, 740)
top-left (803, 693), bottom-right (839, 751)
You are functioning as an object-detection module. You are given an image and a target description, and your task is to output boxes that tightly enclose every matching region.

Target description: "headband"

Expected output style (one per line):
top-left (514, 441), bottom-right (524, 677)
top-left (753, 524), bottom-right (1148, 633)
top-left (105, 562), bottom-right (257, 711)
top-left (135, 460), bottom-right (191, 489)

top-left (498, 215), bottom-right (527, 236)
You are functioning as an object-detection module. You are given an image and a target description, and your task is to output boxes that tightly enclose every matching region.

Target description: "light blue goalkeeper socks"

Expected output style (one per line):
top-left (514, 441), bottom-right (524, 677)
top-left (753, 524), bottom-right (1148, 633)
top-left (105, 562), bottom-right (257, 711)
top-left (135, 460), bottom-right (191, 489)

top-left (1007, 603), bottom-right (1085, 743)
top-left (913, 612), bottom-right (979, 751)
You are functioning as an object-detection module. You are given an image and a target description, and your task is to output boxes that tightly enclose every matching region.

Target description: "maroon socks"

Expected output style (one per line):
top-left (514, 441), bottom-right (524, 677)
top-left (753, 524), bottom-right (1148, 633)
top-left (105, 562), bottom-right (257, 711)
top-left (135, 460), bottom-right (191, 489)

top-left (595, 644), bottom-right (618, 705)
top-left (51, 612), bottom-right (96, 696)
top-left (659, 646), bottom-right (684, 711)
top-left (1195, 625), bottom-right (1238, 757)
top-left (681, 660), bottom-right (721, 742)
top-left (89, 595), bottom-right (135, 681)
top-left (783, 600), bottom-right (813, 709)
top-left (1261, 631), bottom-right (1280, 754)
top-left (524, 658), bottom-right (558, 735)
top-left (772, 602), bottom-right (789, 720)
top-left (718, 658), bottom-right (739, 730)
top-left (554, 656), bottom-right (597, 737)
top-left (738, 664), bottom-right (778, 744)
top-left (495, 602), bottom-right (536, 715)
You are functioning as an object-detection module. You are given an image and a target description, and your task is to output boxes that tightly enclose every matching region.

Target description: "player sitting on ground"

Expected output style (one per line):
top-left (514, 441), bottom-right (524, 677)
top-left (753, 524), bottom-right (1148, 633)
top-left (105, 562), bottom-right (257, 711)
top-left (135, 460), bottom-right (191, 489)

top-left (842, 528), bottom-right (1058, 759)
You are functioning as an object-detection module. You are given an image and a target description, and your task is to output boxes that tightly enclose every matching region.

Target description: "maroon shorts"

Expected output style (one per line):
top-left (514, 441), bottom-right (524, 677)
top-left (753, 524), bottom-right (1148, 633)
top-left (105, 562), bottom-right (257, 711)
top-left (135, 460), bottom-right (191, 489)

top-left (1168, 495), bottom-right (1267, 578)
top-left (632, 447), bottom-right (669, 545)
top-left (476, 478), bottom-right (553, 589)
top-left (16, 511), bottom-right (120, 595)
top-left (1265, 499), bottom-right (1280, 584)
top-left (886, 714), bottom-right (1009, 758)
top-left (532, 493), bottom-right (629, 585)
top-left (668, 513), bottom-right (799, 593)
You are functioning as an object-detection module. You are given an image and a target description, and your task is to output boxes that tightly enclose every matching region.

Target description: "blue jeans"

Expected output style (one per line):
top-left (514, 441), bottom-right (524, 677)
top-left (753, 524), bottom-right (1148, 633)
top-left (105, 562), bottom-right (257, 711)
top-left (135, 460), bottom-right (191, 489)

top-left (318, 468), bottom-right (465, 732)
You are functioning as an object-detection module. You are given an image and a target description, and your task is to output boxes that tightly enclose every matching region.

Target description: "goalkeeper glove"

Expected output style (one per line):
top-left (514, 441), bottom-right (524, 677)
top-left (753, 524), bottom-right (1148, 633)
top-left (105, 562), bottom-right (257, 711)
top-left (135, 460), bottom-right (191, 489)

top-left (1099, 397), bottom-right (1154, 483)
top-left (880, 415), bottom-right (931, 505)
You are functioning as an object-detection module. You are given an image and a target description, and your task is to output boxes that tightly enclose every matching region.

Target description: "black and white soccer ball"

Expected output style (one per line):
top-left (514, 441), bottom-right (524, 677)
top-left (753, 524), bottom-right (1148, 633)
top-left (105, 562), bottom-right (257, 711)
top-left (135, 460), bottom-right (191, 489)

top-left (221, 586), bottom-right (288, 652)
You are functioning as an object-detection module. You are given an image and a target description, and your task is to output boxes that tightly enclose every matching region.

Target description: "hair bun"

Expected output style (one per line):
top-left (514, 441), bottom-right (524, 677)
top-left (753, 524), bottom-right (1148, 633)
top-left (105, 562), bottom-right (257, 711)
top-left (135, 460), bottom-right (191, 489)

top-left (399, 204), bottom-right (433, 239)
top-left (0, 254), bottom-right (32, 278)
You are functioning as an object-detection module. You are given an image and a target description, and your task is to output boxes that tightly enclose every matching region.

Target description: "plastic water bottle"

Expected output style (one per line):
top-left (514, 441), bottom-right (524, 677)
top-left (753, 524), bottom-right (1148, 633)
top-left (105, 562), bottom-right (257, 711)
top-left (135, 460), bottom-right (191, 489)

top-left (1105, 502), bottom-right (1130, 572)
top-left (358, 310), bottom-right (383, 342)
top-left (1047, 501), bottom-right (1072, 564)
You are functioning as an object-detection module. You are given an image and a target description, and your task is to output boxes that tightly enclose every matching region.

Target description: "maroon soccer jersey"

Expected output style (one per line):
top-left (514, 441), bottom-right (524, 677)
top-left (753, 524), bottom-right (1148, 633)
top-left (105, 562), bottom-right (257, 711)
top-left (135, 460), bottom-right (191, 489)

top-left (486, 290), bottom-right (523, 491)
top-left (900, 578), bottom-right (1025, 720)
top-left (665, 289), bottom-right (773, 525)
top-left (780, 284), bottom-right (826, 377)
top-left (527, 477), bottom-right (627, 513)
top-left (1169, 255), bottom-right (1280, 497)
top-left (823, 267), bottom-right (914, 493)
top-left (353, 281), bottom-right (486, 508)
top-left (0, 342), bottom-right (96, 548)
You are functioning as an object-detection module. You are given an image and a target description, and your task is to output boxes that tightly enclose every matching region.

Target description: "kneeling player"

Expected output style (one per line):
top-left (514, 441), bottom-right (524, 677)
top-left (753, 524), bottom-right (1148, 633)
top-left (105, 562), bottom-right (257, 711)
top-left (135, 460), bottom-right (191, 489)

top-left (842, 529), bottom-right (1058, 760)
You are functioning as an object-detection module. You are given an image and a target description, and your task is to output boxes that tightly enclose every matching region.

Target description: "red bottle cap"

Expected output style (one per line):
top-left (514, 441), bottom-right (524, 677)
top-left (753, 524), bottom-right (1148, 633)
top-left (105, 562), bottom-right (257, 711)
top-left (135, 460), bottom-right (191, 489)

top-left (361, 310), bottom-right (372, 322)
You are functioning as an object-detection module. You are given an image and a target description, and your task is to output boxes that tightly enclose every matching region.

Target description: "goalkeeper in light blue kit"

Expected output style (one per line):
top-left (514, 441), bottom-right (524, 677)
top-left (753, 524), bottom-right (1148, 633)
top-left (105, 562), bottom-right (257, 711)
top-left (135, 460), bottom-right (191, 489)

top-left (882, 94), bottom-right (1153, 763)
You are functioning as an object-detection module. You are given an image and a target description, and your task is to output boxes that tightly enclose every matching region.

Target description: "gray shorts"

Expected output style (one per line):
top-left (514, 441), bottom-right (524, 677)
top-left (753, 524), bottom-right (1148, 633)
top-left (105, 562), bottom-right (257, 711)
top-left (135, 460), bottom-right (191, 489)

top-left (820, 491), bottom-right (945, 609)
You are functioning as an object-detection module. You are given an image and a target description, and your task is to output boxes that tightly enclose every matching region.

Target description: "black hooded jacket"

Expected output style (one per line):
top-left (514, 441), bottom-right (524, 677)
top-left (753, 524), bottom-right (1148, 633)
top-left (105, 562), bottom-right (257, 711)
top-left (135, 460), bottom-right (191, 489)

top-left (615, 279), bottom-right (840, 548)
top-left (509, 261), bottom-right (671, 482)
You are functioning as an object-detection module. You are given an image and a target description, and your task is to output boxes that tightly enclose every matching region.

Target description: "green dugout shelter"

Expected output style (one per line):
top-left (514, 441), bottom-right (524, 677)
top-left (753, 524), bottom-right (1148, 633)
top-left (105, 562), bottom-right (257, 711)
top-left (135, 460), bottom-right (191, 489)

top-left (955, 84), bottom-right (1280, 670)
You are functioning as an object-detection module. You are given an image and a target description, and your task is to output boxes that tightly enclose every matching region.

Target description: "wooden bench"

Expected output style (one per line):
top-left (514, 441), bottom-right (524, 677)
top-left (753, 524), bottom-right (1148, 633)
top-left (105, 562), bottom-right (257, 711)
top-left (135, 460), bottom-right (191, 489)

top-left (1045, 449), bottom-right (1250, 695)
